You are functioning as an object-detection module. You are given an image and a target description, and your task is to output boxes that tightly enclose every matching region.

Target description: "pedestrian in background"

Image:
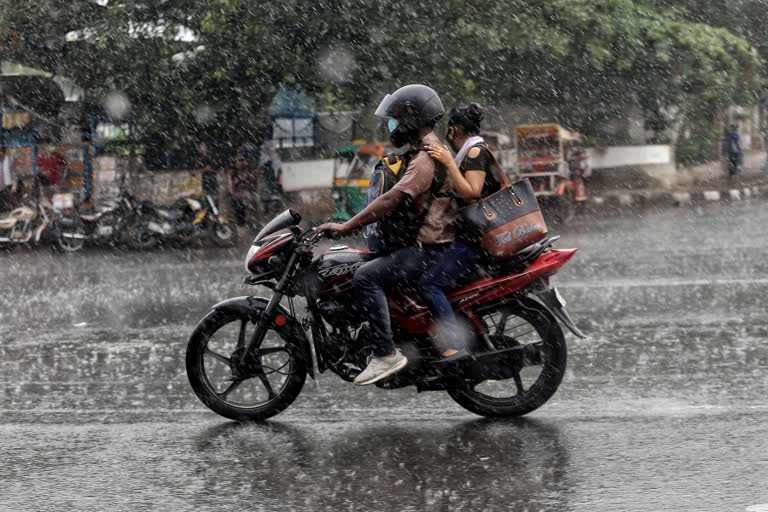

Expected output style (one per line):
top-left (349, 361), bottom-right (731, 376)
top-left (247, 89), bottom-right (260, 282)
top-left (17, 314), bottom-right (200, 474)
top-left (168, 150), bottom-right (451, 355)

top-left (227, 146), bottom-right (257, 229)
top-left (258, 141), bottom-right (284, 217)
top-left (724, 124), bottom-right (743, 176)
top-left (196, 143), bottom-right (219, 202)
top-left (0, 147), bottom-right (17, 212)
top-left (37, 146), bottom-right (67, 188)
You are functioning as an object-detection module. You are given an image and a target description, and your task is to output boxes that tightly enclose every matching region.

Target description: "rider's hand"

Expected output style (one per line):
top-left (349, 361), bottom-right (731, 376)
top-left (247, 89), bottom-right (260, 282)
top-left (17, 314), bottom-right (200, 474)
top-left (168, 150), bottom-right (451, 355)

top-left (425, 144), bottom-right (454, 167)
top-left (316, 222), bottom-right (352, 238)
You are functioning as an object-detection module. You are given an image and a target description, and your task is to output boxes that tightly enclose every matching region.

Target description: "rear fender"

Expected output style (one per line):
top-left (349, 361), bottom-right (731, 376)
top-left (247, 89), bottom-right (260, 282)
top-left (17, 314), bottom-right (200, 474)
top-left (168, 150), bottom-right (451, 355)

top-left (204, 296), bottom-right (314, 378)
top-left (529, 288), bottom-right (587, 339)
top-left (450, 249), bottom-right (578, 311)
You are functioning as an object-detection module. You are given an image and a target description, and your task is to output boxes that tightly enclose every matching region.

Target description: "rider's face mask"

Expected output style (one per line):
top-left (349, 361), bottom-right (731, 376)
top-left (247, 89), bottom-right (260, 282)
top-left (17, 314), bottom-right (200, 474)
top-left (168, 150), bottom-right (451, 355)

top-left (387, 118), bottom-right (399, 133)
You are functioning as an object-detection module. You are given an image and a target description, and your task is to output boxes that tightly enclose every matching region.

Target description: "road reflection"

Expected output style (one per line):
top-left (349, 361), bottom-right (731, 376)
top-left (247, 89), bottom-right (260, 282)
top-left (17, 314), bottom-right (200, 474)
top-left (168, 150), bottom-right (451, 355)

top-left (193, 418), bottom-right (571, 510)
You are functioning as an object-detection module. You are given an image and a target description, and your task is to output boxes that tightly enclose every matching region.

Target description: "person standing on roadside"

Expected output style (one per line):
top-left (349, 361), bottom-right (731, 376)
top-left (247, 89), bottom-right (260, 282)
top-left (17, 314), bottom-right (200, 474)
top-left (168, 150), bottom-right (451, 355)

top-left (724, 124), bottom-right (743, 176)
top-left (227, 146), bottom-right (257, 229)
top-left (0, 147), bottom-right (17, 211)
top-left (196, 143), bottom-right (219, 202)
top-left (258, 141), bottom-right (284, 217)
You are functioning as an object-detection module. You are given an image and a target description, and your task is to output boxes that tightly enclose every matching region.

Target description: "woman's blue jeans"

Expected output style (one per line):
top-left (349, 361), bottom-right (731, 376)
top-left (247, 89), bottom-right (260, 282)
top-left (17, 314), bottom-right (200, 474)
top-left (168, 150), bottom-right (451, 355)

top-left (419, 239), bottom-right (483, 350)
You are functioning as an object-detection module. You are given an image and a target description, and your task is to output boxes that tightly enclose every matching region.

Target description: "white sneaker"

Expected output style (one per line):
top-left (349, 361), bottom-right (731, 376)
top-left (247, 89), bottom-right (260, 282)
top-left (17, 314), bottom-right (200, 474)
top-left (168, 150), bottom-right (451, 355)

top-left (353, 350), bottom-right (408, 386)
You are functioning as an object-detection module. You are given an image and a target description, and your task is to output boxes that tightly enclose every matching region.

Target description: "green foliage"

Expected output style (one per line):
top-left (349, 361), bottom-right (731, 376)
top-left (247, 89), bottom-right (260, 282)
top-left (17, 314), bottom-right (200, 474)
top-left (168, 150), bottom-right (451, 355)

top-left (676, 119), bottom-right (723, 165)
top-left (0, 0), bottom-right (761, 151)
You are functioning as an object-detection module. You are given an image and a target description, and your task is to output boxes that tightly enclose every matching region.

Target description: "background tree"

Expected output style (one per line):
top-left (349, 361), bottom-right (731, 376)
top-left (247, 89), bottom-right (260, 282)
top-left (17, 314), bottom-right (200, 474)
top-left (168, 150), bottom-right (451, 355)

top-left (0, 0), bottom-right (760, 164)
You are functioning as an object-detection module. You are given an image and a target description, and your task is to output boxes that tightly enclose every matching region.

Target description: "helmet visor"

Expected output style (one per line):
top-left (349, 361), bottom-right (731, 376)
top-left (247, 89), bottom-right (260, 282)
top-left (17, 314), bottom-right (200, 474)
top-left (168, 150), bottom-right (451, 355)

top-left (374, 93), bottom-right (396, 118)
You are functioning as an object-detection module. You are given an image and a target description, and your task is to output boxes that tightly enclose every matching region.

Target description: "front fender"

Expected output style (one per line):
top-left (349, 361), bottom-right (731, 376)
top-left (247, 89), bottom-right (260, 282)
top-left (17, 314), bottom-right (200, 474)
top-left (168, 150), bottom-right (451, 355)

top-left (206, 295), bottom-right (314, 378)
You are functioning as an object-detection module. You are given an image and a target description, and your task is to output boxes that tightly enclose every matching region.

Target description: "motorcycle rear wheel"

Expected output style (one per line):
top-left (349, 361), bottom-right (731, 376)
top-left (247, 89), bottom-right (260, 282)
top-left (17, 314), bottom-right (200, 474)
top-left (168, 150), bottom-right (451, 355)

top-left (447, 297), bottom-right (567, 418)
top-left (125, 215), bottom-right (158, 250)
top-left (186, 310), bottom-right (307, 421)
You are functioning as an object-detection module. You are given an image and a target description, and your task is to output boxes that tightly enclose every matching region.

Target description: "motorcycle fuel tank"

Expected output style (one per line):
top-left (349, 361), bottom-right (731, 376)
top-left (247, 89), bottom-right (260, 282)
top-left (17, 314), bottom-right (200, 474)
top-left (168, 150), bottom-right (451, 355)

top-left (313, 245), bottom-right (371, 297)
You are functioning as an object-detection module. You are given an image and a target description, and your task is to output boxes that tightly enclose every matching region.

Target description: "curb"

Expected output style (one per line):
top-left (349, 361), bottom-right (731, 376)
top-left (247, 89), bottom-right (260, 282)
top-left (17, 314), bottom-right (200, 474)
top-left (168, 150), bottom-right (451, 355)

top-left (589, 181), bottom-right (768, 209)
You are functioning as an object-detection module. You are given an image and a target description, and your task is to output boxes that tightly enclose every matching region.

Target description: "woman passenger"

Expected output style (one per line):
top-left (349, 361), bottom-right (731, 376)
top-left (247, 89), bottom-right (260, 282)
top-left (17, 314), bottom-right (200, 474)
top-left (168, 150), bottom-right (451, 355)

top-left (420, 103), bottom-right (499, 361)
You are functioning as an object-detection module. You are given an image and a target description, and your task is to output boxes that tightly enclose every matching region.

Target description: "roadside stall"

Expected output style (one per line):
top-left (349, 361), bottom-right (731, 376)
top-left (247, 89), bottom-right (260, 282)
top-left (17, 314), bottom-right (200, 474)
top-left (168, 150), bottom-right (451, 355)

top-left (514, 123), bottom-right (589, 223)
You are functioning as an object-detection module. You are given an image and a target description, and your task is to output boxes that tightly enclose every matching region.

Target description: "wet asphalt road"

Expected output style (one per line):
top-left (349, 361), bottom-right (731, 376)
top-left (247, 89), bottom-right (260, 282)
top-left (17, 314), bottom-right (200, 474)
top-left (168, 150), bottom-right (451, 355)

top-left (2, 202), bottom-right (768, 512)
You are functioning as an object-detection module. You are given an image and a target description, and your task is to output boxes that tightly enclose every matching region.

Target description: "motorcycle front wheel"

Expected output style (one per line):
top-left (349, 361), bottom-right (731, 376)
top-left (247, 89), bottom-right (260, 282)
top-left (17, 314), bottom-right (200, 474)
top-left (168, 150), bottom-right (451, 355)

top-left (209, 221), bottom-right (236, 247)
top-left (186, 309), bottom-right (307, 421)
top-left (56, 218), bottom-right (87, 252)
top-left (447, 296), bottom-right (567, 418)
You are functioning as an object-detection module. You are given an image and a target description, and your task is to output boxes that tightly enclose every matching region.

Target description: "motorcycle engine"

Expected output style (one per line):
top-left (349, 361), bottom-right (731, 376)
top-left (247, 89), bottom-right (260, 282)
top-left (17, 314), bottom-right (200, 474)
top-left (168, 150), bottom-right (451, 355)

top-left (316, 299), bottom-right (371, 381)
top-left (317, 298), bottom-right (365, 329)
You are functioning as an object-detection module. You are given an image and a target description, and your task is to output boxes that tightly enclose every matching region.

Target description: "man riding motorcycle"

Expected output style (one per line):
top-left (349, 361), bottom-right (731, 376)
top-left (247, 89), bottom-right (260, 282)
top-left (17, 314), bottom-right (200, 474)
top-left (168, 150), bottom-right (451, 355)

top-left (317, 84), bottom-right (457, 385)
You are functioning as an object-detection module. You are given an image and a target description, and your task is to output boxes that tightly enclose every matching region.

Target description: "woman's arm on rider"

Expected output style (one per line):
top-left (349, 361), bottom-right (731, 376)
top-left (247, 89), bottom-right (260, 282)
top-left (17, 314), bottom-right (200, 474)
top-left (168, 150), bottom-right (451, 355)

top-left (425, 144), bottom-right (486, 199)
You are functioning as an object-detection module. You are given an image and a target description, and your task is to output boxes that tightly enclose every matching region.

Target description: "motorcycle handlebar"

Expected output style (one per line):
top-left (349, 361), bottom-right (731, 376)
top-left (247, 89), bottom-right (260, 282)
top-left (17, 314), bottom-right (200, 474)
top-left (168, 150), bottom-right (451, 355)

top-left (301, 227), bottom-right (341, 246)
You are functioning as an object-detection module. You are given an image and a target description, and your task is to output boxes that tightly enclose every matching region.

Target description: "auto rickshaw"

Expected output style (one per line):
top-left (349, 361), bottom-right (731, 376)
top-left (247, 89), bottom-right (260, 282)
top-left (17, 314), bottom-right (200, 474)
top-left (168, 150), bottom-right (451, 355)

top-left (331, 141), bottom-right (387, 220)
top-left (514, 124), bottom-right (590, 223)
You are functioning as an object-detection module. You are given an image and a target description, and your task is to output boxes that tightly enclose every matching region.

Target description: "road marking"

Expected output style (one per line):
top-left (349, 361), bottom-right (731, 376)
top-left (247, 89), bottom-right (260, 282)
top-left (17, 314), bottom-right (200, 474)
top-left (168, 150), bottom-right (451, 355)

top-left (746, 505), bottom-right (768, 512)
top-left (561, 276), bottom-right (768, 289)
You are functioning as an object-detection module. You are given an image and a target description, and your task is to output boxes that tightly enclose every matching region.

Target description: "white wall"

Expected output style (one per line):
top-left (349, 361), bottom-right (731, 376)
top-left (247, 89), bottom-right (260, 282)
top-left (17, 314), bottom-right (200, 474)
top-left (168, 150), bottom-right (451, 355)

top-left (282, 158), bottom-right (335, 192)
top-left (587, 145), bottom-right (672, 170)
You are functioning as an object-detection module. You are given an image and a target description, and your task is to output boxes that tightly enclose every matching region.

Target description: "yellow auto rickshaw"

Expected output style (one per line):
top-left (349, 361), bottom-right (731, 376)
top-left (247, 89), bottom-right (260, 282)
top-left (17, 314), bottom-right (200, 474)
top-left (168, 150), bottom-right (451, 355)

top-left (331, 141), bottom-right (388, 220)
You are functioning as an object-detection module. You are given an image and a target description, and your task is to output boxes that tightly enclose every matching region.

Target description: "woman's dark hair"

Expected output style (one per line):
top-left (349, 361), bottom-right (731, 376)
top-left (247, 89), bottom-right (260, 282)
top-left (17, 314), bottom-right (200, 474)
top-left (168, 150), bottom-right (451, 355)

top-left (448, 102), bottom-right (484, 135)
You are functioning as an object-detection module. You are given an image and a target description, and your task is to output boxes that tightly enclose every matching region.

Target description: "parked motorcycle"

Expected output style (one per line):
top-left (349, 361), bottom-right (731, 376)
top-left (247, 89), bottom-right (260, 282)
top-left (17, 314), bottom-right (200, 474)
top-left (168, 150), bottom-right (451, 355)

top-left (144, 194), bottom-right (236, 247)
top-left (55, 191), bottom-right (157, 252)
top-left (186, 209), bottom-right (586, 421)
top-left (0, 201), bottom-right (56, 248)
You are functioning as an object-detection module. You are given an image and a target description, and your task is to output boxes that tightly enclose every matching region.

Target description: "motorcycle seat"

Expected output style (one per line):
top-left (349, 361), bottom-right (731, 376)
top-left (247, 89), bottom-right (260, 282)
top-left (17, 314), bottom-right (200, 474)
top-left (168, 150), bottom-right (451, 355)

top-left (448, 236), bottom-right (561, 290)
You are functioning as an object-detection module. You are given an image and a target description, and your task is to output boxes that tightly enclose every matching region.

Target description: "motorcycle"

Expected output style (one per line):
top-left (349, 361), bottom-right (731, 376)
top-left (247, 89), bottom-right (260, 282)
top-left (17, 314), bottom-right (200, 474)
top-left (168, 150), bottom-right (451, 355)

top-left (186, 209), bottom-right (586, 421)
top-left (54, 191), bottom-right (157, 252)
top-left (0, 201), bottom-right (56, 248)
top-left (144, 193), bottom-right (236, 247)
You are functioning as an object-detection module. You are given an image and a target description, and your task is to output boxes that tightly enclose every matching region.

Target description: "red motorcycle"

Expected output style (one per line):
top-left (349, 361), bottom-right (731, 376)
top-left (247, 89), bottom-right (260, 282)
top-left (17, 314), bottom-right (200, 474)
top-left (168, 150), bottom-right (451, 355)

top-left (186, 210), bottom-right (585, 421)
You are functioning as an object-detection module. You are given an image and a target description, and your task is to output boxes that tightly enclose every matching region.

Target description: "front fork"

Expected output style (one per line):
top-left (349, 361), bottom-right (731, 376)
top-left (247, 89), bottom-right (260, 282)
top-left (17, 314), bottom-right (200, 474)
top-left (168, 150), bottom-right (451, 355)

top-left (235, 250), bottom-right (300, 376)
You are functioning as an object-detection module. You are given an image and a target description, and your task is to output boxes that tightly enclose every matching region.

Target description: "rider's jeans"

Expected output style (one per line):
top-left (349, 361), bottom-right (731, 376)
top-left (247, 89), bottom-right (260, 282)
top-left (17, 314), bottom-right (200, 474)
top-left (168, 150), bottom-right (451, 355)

top-left (353, 245), bottom-right (436, 357)
top-left (418, 239), bottom-right (483, 350)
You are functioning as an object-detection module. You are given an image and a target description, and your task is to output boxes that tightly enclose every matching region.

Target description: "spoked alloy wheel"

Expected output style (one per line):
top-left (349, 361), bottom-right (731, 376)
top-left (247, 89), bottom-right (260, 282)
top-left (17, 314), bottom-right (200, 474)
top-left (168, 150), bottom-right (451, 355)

top-left (186, 311), bottom-right (307, 421)
top-left (447, 297), bottom-right (567, 417)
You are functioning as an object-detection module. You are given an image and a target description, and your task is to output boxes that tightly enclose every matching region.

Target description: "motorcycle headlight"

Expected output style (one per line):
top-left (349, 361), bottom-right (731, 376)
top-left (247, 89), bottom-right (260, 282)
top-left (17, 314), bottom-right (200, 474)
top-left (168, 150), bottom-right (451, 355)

top-left (244, 245), bottom-right (261, 273)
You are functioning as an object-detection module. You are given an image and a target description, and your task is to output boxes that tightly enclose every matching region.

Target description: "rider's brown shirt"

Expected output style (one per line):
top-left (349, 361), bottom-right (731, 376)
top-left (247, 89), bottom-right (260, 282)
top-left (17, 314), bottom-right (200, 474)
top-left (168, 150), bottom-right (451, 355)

top-left (392, 131), bottom-right (457, 245)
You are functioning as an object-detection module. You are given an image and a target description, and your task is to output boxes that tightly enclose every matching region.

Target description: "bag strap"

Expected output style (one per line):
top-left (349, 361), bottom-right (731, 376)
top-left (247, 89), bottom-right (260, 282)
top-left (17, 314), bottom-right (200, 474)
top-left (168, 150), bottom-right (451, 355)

top-left (475, 144), bottom-right (524, 207)
top-left (479, 143), bottom-right (511, 188)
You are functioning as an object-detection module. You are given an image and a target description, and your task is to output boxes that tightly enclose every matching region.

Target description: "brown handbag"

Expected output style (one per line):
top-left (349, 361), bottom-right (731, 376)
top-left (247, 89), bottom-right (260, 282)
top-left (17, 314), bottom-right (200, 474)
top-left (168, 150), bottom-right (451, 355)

top-left (459, 148), bottom-right (548, 258)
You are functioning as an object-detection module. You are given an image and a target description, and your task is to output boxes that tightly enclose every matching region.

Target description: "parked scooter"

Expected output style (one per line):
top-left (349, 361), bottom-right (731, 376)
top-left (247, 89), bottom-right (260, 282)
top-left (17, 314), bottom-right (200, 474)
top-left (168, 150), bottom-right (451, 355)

top-left (144, 193), bottom-right (236, 247)
top-left (0, 201), bottom-right (56, 248)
